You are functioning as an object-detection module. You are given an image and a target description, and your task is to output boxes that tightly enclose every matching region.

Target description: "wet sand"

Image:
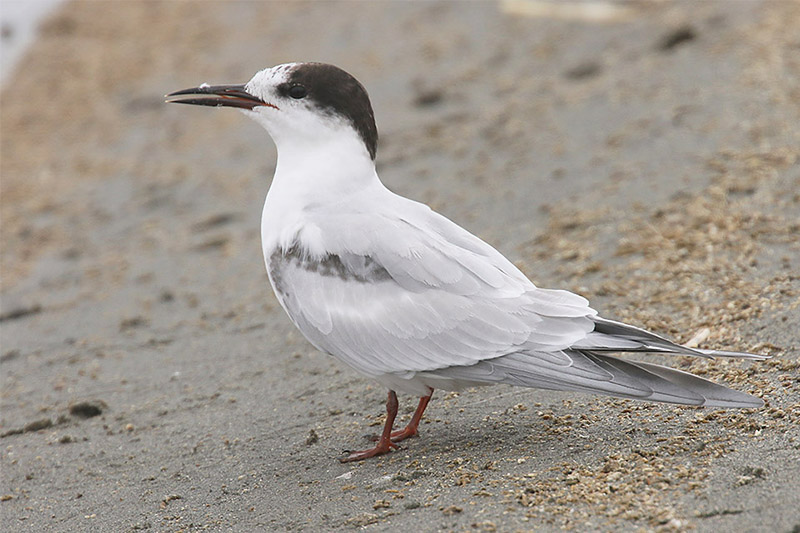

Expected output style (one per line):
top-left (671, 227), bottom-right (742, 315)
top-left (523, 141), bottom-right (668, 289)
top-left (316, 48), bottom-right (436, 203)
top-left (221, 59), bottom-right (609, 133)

top-left (1, 1), bottom-right (798, 531)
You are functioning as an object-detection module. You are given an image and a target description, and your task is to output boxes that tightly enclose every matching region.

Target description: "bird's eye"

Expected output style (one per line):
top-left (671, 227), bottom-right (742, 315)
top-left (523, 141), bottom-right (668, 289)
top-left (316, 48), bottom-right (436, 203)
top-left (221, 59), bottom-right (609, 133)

top-left (288, 85), bottom-right (307, 99)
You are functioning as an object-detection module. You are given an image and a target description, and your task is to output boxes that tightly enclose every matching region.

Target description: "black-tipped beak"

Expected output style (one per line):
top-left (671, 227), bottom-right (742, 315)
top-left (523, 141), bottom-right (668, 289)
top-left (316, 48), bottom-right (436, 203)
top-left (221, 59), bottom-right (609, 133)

top-left (165, 84), bottom-right (277, 110)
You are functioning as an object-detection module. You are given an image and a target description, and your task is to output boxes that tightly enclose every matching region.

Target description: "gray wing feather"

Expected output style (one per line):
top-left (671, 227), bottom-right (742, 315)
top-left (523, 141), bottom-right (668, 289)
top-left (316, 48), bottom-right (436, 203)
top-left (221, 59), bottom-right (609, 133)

top-left (577, 317), bottom-right (768, 360)
top-left (272, 257), bottom-right (590, 376)
top-left (270, 209), bottom-right (596, 377)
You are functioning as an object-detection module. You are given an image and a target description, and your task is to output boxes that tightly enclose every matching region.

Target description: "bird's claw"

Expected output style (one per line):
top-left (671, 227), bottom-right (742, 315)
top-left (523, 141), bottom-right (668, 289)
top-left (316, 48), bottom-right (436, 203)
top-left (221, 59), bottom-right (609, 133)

top-left (339, 440), bottom-right (399, 463)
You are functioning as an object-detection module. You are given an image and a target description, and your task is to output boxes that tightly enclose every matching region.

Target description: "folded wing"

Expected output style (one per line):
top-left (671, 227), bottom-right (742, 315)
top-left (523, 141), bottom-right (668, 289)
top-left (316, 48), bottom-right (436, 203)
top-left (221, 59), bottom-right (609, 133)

top-left (268, 208), bottom-right (596, 377)
top-left (268, 200), bottom-right (764, 407)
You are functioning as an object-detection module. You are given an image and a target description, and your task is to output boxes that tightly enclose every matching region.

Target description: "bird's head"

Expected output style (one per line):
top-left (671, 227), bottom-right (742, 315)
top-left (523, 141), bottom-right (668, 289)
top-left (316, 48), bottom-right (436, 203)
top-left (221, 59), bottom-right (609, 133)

top-left (167, 62), bottom-right (378, 161)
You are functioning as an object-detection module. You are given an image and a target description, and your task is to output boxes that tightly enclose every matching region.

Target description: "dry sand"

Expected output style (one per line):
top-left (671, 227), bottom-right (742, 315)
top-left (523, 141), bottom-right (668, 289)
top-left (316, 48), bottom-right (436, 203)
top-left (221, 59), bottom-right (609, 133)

top-left (1, 1), bottom-right (799, 531)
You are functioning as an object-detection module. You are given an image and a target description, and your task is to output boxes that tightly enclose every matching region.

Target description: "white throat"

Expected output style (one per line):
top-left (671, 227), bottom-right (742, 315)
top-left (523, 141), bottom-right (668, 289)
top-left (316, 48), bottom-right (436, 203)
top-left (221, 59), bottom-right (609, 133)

top-left (273, 123), bottom-right (375, 195)
top-left (259, 119), bottom-right (380, 254)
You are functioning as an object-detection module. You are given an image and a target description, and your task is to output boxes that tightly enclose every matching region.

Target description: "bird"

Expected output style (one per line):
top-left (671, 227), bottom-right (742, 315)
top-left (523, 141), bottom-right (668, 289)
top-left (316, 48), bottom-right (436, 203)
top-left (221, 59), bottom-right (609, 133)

top-left (167, 62), bottom-right (767, 462)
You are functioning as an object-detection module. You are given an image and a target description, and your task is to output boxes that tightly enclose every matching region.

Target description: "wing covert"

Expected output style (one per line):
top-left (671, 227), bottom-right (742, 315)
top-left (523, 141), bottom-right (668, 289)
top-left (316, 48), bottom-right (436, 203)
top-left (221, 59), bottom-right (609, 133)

top-left (266, 211), bottom-right (597, 377)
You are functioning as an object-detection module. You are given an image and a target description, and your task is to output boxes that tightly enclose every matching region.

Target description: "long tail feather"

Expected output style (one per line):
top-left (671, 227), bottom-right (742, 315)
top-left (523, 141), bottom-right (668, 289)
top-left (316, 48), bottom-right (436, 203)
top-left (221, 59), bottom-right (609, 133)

top-left (424, 315), bottom-right (767, 408)
top-left (427, 349), bottom-right (764, 408)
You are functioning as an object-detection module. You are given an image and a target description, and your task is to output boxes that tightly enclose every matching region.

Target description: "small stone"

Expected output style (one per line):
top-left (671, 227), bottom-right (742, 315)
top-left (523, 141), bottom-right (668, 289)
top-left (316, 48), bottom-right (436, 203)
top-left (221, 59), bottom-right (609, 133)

top-left (657, 25), bottom-right (696, 51)
top-left (373, 499), bottom-right (390, 510)
top-left (371, 474), bottom-right (393, 488)
top-left (23, 418), bottom-right (53, 432)
top-left (564, 61), bottom-right (601, 80)
top-left (413, 88), bottom-right (443, 107)
top-left (0, 350), bottom-right (20, 362)
top-left (119, 316), bottom-right (147, 331)
top-left (69, 400), bottom-right (106, 419)
top-left (344, 513), bottom-right (379, 527)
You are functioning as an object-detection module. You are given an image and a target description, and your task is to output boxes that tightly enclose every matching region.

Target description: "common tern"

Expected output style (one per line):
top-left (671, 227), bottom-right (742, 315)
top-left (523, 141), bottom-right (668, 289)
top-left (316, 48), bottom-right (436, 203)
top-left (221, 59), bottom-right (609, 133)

top-left (167, 62), bottom-right (767, 462)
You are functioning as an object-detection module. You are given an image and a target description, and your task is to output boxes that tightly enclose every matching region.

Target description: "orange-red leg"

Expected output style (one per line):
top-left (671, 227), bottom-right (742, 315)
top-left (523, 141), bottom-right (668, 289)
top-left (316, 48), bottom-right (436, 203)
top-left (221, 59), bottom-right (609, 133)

top-left (340, 390), bottom-right (400, 463)
top-left (389, 391), bottom-right (433, 442)
top-left (369, 390), bottom-right (434, 443)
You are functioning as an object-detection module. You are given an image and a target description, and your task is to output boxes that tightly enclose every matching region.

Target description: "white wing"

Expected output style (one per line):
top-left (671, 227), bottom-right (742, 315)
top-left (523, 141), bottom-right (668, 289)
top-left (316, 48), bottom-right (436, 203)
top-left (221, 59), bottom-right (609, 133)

top-left (266, 198), bottom-right (597, 378)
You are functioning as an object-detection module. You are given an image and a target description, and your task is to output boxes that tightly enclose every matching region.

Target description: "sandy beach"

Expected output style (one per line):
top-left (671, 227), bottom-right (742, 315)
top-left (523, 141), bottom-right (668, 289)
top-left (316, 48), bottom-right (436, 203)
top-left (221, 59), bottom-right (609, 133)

top-left (1, 1), bottom-right (798, 531)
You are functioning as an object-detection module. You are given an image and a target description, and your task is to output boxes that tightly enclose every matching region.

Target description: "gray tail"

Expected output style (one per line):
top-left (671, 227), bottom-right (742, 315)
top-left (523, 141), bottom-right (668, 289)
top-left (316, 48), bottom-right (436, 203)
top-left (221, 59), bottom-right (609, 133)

top-left (425, 316), bottom-right (767, 408)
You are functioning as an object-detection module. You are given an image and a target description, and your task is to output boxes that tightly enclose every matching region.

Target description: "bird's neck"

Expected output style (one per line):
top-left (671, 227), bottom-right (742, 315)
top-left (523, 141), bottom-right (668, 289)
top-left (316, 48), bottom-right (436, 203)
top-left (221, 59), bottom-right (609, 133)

top-left (269, 128), bottom-right (377, 201)
top-left (261, 130), bottom-right (380, 252)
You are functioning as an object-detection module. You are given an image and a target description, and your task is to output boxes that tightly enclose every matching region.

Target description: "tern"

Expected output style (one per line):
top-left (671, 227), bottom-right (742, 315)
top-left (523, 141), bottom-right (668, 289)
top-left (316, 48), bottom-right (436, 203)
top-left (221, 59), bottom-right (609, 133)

top-left (167, 63), bottom-right (767, 462)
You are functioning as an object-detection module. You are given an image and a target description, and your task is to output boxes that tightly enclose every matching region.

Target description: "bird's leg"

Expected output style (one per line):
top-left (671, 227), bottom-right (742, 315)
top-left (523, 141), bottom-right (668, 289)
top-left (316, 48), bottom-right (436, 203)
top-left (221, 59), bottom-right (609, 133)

top-left (340, 390), bottom-right (400, 463)
top-left (368, 390), bottom-right (433, 443)
top-left (388, 390), bottom-right (433, 443)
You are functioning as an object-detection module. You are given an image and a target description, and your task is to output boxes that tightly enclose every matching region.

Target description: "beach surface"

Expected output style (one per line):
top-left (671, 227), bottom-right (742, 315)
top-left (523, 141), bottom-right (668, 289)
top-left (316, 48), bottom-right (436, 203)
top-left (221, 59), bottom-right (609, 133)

top-left (1, 1), bottom-right (799, 531)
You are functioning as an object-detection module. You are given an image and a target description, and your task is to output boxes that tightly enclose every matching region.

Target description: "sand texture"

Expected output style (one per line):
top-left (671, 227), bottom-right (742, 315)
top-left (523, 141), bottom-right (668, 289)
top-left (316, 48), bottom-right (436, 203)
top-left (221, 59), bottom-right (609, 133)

top-left (1, 1), bottom-right (799, 531)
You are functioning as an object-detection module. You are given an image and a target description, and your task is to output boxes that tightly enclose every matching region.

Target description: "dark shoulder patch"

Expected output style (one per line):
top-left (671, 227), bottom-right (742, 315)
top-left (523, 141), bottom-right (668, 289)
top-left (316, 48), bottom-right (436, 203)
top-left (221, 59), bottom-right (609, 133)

top-left (283, 63), bottom-right (378, 160)
top-left (269, 244), bottom-right (391, 298)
